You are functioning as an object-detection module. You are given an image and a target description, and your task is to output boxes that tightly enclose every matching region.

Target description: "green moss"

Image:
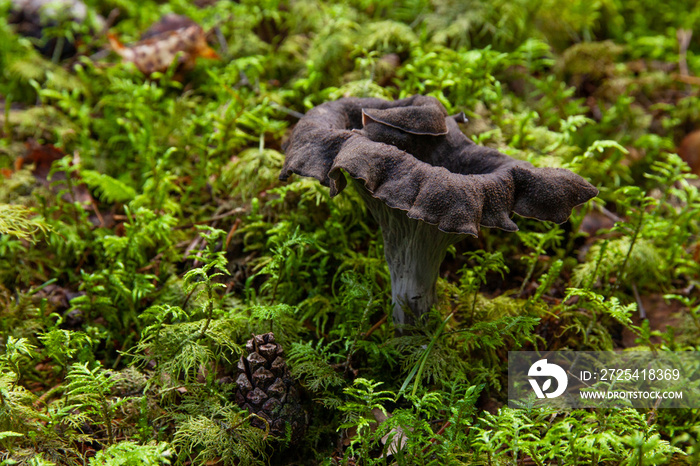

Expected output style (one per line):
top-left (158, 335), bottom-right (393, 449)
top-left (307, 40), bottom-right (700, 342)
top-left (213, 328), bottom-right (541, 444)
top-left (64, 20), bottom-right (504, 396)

top-left (0, 0), bottom-right (699, 463)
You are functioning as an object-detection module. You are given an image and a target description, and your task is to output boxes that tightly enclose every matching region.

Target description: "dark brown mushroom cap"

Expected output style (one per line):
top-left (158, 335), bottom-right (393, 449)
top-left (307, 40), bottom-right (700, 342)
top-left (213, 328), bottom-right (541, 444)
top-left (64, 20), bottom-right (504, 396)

top-left (280, 95), bottom-right (598, 236)
top-left (362, 103), bottom-right (448, 136)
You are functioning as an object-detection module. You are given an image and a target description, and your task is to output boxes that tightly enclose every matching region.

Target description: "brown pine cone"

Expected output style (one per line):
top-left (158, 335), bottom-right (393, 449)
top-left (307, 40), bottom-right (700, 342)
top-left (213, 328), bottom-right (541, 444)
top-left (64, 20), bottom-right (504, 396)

top-left (235, 333), bottom-right (307, 442)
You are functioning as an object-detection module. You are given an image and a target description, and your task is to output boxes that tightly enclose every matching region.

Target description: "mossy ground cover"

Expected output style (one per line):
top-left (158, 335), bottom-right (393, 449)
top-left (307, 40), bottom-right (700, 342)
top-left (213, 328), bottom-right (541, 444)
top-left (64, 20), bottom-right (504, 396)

top-left (1, 0), bottom-right (700, 464)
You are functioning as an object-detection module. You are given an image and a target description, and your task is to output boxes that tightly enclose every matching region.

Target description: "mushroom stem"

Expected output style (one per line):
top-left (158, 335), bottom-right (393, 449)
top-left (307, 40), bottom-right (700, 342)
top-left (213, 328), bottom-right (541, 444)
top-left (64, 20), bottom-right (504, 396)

top-left (354, 181), bottom-right (463, 332)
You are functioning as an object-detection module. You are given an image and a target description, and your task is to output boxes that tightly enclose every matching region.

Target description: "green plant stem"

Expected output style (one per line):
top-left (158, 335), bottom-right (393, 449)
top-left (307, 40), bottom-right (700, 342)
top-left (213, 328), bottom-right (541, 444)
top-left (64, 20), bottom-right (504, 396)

top-left (3, 95), bottom-right (11, 142)
top-left (616, 212), bottom-right (644, 294)
top-left (587, 240), bottom-right (609, 290)
top-left (270, 274), bottom-right (281, 305)
top-left (637, 444), bottom-right (643, 466)
top-left (102, 399), bottom-right (114, 444)
top-left (51, 37), bottom-right (65, 63)
top-left (469, 288), bottom-right (478, 324)
top-left (411, 311), bottom-right (453, 397)
top-left (199, 283), bottom-right (214, 339)
top-left (519, 251), bottom-right (540, 296)
top-left (345, 295), bottom-right (373, 377)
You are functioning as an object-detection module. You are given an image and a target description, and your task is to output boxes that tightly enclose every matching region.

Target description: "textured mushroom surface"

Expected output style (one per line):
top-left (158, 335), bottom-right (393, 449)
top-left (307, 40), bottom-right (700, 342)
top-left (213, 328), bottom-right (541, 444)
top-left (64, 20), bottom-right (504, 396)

top-left (280, 95), bottom-right (598, 236)
top-left (280, 95), bottom-right (598, 330)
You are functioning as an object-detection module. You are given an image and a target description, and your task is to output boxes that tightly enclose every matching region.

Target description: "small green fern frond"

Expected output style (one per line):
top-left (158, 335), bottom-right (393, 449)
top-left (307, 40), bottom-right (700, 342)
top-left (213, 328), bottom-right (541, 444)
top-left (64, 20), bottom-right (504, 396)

top-left (88, 441), bottom-right (172, 466)
top-left (287, 340), bottom-right (345, 392)
top-left (172, 406), bottom-right (269, 466)
top-left (81, 170), bottom-right (136, 204)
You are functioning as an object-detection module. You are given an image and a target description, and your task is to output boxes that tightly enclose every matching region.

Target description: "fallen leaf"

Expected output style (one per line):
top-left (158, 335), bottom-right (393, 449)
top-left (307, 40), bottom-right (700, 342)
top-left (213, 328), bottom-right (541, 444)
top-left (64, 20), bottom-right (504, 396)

top-left (108, 15), bottom-right (219, 76)
top-left (15, 140), bottom-right (93, 206)
top-left (15, 140), bottom-right (66, 181)
top-left (372, 408), bottom-right (408, 457)
top-left (380, 424), bottom-right (409, 457)
top-left (35, 283), bottom-right (82, 312)
top-left (342, 407), bottom-right (410, 457)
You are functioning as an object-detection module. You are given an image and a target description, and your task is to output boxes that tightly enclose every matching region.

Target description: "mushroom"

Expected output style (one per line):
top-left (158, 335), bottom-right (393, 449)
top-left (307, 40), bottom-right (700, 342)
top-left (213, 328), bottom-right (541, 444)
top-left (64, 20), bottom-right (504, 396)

top-left (280, 95), bottom-right (598, 332)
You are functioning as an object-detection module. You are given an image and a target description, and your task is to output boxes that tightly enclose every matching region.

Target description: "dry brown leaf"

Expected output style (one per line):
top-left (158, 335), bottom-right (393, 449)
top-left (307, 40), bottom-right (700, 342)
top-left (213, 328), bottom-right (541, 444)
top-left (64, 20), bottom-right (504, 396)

top-left (15, 140), bottom-right (93, 205)
top-left (380, 425), bottom-right (409, 457)
top-left (15, 140), bottom-right (66, 180)
top-left (108, 15), bottom-right (219, 75)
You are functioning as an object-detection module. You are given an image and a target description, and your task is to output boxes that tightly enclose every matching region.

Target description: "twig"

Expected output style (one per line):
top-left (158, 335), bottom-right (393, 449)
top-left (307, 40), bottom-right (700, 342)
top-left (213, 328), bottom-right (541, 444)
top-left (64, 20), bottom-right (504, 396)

top-left (596, 204), bottom-right (622, 223)
top-left (646, 396), bottom-right (662, 426)
top-left (673, 74), bottom-right (700, 86)
top-left (33, 383), bottom-right (64, 409)
top-left (302, 320), bottom-right (329, 338)
top-left (89, 49), bottom-right (111, 61)
top-left (269, 101), bottom-right (305, 119)
top-left (174, 207), bottom-right (246, 230)
top-left (183, 235), bottom-right (203, 261)
top-left (182, 282), bottom-right (198, 309)
top-left (225, 217), bottom-right (242, 249)
top-left (422, 420), bottom-right (452, 453)
top-left (677, 29), bottom-right (692, 78)
top-left (90, 198), bottom-right (105, 227)
top-left (102, 9), bottom-right (121, 37)
top-left (614, 210), bottom-right (644, 296)
top-left (136, 252), bottom-right (164, 273)
top-left (228, 413), bottom-right (270, 440)
top-left (363, 314), bottom-right (388, 339)
top-left (88, 8), bottom-right (121, 62)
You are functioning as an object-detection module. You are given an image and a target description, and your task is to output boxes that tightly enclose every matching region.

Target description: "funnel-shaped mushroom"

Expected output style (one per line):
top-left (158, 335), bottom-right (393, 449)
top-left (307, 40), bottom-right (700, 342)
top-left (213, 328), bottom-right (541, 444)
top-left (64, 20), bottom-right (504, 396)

top-left (280, 95), bottom-right (598, 331)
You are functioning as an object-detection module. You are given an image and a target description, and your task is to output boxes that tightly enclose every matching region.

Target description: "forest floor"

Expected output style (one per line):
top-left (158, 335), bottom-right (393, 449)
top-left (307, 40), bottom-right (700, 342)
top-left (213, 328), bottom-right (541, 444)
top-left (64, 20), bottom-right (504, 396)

top-left (1, 0), bottom-right (700, 465)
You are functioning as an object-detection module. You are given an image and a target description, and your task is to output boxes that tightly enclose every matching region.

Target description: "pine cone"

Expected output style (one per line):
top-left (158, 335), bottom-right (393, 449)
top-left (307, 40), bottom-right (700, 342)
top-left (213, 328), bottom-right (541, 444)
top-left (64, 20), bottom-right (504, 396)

top-left (235, 333), bottom-right (306, 442)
